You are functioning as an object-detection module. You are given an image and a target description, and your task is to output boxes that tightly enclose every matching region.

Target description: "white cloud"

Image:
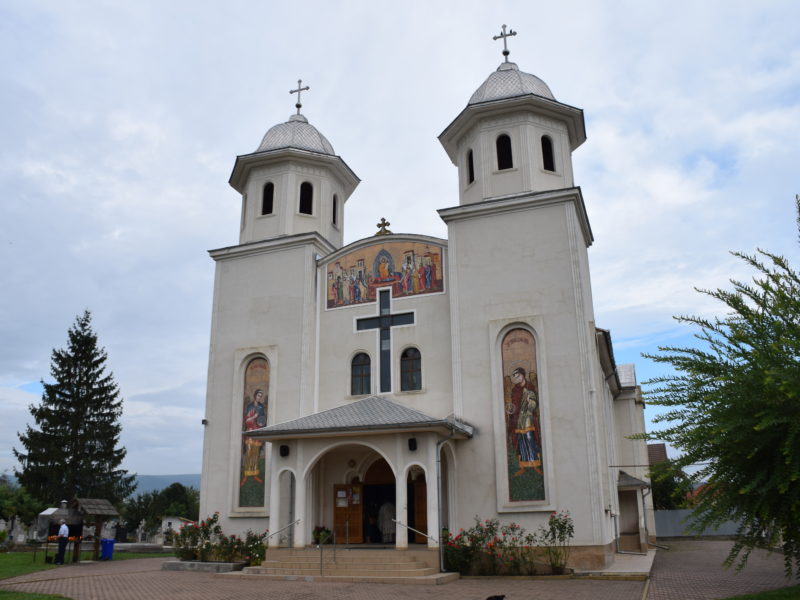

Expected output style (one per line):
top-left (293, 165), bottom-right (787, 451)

top-left (0, 0), bottom-right (798, 475)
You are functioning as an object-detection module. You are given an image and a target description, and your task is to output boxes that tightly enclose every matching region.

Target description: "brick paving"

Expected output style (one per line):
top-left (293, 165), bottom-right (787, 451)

top-left (0, 540), bottom-right (792, 600)
top-left (0, 556), bottom-right (642, 600)
top-left (648, 540), bottom-right (791, 600)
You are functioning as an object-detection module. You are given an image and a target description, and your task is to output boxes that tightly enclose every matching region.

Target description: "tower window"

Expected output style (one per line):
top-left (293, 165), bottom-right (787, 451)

top-left (467, 149), bottom-right (475, 184)
top-left (299, 181), bottom-right (313, 215)
top-left (262, 182), bottom-right (274, 215)
top-left (496, 134), bottom-right (513, 170)
top-left (400, 347), bottom-right (421, 391)
top-left (332, 194), bottom-right (338, 226)
top-left (351, 353), bottom-right (371, 396)
top-left (541, 135), bottom-right (555, 172)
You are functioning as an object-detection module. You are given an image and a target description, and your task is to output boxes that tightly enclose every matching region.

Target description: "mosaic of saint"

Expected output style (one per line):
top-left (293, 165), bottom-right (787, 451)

top-left (239, 357), bottom-right (269, 507)
top-left (326, 241), bottom-right (444, 309)
top-left (501, 328), bottom-right (545, 502)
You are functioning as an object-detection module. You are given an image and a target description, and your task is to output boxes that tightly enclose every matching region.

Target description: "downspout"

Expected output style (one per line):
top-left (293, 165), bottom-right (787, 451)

top-left (641, 487), bottom-right (668, 550)
top-left (436, 426), bottom-right (455, 573)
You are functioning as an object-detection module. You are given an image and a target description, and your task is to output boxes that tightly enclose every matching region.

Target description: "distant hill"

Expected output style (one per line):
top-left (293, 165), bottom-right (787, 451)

top-left (133, 474), bottom-right (201, 495)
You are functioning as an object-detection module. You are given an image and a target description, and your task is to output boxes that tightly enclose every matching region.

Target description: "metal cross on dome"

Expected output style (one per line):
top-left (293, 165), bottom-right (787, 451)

top-left (289, 79), bottom-right (310, 115)
top-left (493, 24), bottom-right (517, 63)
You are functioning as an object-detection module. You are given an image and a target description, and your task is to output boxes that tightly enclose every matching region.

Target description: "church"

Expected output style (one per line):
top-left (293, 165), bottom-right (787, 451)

top-left (199, 28), bottom-right (654, 571)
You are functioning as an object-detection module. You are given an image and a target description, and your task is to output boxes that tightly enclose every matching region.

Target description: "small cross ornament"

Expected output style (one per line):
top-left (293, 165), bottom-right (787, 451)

top-left (289, 79), bottom-right (310, 115)
top-left (493, 24), bottom-right (517, 62)
top-left (375, 218), bottom-right (392, 236)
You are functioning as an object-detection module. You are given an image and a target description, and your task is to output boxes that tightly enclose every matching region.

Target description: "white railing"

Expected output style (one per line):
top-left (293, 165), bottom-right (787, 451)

top-left (392, 518), bottom-right (437, 544)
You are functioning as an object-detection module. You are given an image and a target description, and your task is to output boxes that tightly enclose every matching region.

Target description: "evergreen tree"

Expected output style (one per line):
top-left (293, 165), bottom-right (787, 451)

top-left (642, 197), bottom-right (800, 577)
top-left (13, 311), bottom-right (136, 505)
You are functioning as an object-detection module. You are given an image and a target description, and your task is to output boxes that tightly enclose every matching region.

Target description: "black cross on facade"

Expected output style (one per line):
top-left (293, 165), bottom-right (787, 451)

top-left (493, 24), bottom-right (517, 62)
top-left (289, 79), bottom-right (310, 114)
top-left (356, 289), bottom-right (414, 393)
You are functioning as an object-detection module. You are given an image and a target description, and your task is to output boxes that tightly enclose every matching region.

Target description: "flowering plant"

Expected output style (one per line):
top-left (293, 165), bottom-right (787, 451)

top-left (538, 510), bottom-right (574, 573)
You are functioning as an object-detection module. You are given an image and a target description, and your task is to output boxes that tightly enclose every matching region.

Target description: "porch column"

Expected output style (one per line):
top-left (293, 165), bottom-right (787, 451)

top-left (395, 467), bottom-right (408, 549)
top-left (268, 464), bottom-right (281, 549)
top-left (425, 436), bottom-right (440, 548)
top-left (294, 471), bottom-right (308, 548)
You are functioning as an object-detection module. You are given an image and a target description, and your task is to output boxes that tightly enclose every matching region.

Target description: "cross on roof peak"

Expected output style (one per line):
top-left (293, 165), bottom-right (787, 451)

top-left (289, 79), bottom-right (310, 115)
top-left (493, 24), bottom-right (517, 63)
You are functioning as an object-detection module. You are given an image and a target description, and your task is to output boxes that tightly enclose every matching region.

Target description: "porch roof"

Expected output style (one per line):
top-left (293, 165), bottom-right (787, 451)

top-left (618, 470), bottom-right (650, 490)
top-left (245, 395), bottom-right (474, 440)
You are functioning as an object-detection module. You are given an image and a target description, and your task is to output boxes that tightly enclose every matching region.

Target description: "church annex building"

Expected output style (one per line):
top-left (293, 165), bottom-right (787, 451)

top-left (199, 34), bottom-right (654, 571)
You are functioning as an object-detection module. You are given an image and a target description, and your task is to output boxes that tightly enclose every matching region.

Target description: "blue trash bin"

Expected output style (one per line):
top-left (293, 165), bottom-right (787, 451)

top-left (100, 538), bottom-right (115, 560)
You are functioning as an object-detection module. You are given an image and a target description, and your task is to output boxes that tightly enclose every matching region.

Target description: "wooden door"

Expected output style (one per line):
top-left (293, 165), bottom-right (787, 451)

top-left (333, 484), bottom-right (363, 544)
top-left (413, 479), bottom-right (427, 543)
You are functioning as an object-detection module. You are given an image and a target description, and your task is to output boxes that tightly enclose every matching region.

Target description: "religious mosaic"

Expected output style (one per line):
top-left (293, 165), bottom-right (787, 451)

top-left (239, 357), bottom-right (269, 507)
top-left (326, 241), bottom-right (444, 309)
top-left (501, 328), bottom-right (545, 501)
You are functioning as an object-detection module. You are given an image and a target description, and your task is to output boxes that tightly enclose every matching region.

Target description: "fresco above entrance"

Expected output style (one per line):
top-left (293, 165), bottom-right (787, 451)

top-left (326, 240), bottom-right (444, 308)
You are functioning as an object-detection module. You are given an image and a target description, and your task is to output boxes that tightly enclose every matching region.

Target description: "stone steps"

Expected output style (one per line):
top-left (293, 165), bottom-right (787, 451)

top-left (227, 547), bottom-right (458, 584)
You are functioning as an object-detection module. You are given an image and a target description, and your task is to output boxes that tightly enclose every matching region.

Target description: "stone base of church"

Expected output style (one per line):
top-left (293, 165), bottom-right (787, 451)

top-left (566, 540), bottom-right (615, 570)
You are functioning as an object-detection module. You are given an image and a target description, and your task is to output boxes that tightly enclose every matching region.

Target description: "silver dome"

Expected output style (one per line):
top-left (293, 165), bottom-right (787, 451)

top-left (256, 113), bottom-right (335, 155)
top-left (468, 62), bottom-right (555, 105)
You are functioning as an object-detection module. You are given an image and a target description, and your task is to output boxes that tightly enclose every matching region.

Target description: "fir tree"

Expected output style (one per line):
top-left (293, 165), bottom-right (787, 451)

top-left (14, 311), bottom-right (136, 505)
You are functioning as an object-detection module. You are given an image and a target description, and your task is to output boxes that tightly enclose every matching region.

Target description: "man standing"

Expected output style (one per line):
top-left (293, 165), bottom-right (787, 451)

top-left (54, 519), bottom-right (69, 565)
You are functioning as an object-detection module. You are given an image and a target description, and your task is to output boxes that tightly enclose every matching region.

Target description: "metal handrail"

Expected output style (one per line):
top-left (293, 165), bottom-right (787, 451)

top-left (318, 529), bottom-right (336, 575)
top-left (265, 519), bottom-right (300, 543)
top-left (392, 518), bottom-right (437, 544)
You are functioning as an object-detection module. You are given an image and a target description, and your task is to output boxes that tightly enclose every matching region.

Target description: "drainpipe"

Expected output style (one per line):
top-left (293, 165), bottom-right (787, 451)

top-left (436, 427), bottom-right (455, 573)
top-left (641, 487), bottom-right (669, 550)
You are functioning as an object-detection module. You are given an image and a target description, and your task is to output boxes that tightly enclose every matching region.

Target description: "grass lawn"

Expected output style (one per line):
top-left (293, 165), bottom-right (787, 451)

top-left (0, 550), bottom-right (169, 581)
top-left (723, 586), bottom-right (800, 599)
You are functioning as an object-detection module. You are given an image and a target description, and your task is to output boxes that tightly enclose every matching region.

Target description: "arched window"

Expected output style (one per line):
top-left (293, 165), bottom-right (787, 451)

top-left (299, 182), bottom-right (313, 215)
top-left (496, 134), bottom-right (513, 170)
top-left (351, 353), bottom-right (371, 395)
top-left (541, 135), bottom-right (555, 172)
top-left (400, 347), bottom-right (421, 391)
top-left (262, 182), bottom-right (274, 215)
top-left (467, 149), bottom-right (475, 184)
top-left (332, 194), bottom-right (338, 226)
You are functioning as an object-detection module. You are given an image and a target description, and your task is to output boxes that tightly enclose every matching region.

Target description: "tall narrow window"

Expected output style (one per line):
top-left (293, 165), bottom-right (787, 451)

top-left (496, 134), bottom-right (513, 170)
top-left (400, 347), bottom-right (421, 391)
top-left (262, 182), bottom-right (274, 215)
top-left (541, 135), bottom-right (555, 172)
top-left (351, 353), bottom-right (371, 395)
top-left (467, 149), bottom-right (475, 184)
top-left (299, 181), bottom-right (313, 215)
top-left (332, 194), bottom-right (338, 226)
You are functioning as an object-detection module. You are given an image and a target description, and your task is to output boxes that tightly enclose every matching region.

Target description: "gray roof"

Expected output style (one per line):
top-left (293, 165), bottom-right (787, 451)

top-left (618, 471), bottom-right (650, 489)
top-left (617, 363), bottom-right (637, 388)
top-left (469, 62), bottom-right (555, 105)
top-left (256, 113), bottom-right (335, 155)
top-left (71, 498), bottom-right (120, 517)
top-left (248, 395), bottom-right (474, 439)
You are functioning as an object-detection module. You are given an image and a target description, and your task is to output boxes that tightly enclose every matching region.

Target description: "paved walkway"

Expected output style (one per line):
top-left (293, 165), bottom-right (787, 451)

top-left (648, 540), bottom-right (791, 600)
top-left (0, 540), bottom-right (792, 600)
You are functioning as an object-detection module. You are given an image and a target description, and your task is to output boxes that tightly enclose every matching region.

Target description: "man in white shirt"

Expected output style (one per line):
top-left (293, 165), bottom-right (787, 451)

top-left (54, 519), bottom-right (69, 565)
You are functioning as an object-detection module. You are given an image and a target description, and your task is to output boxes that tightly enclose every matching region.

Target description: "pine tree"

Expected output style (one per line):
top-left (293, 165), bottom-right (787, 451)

top-left (13, 311), bottom-right (136, 505)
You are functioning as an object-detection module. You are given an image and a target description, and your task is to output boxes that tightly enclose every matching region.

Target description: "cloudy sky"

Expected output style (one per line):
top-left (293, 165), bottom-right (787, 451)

top-left (1, 1), bottom-right (797, 477)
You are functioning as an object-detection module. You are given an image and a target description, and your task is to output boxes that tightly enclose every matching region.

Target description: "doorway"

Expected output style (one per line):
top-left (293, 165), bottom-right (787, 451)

top-left (407, 466), bottom-right (427, 543)
top-left (362, 458), bottom-right (395, 544)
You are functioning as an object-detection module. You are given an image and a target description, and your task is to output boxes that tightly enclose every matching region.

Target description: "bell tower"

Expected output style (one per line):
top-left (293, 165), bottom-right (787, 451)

top-left (229, 80), bottom-right (359, 248)
top-left (439, 28), bottom-right (586, 206)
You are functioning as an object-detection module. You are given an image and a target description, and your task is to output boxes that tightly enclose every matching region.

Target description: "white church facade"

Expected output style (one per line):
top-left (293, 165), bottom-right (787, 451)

top-left (200, 35), bottom-right (654, 570)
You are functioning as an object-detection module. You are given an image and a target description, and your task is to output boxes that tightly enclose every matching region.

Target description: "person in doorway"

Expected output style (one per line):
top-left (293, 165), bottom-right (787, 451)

top-left (378, 501), bottom-right (395, 543)
top-left (54, 519), bottom-right (69, 565)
